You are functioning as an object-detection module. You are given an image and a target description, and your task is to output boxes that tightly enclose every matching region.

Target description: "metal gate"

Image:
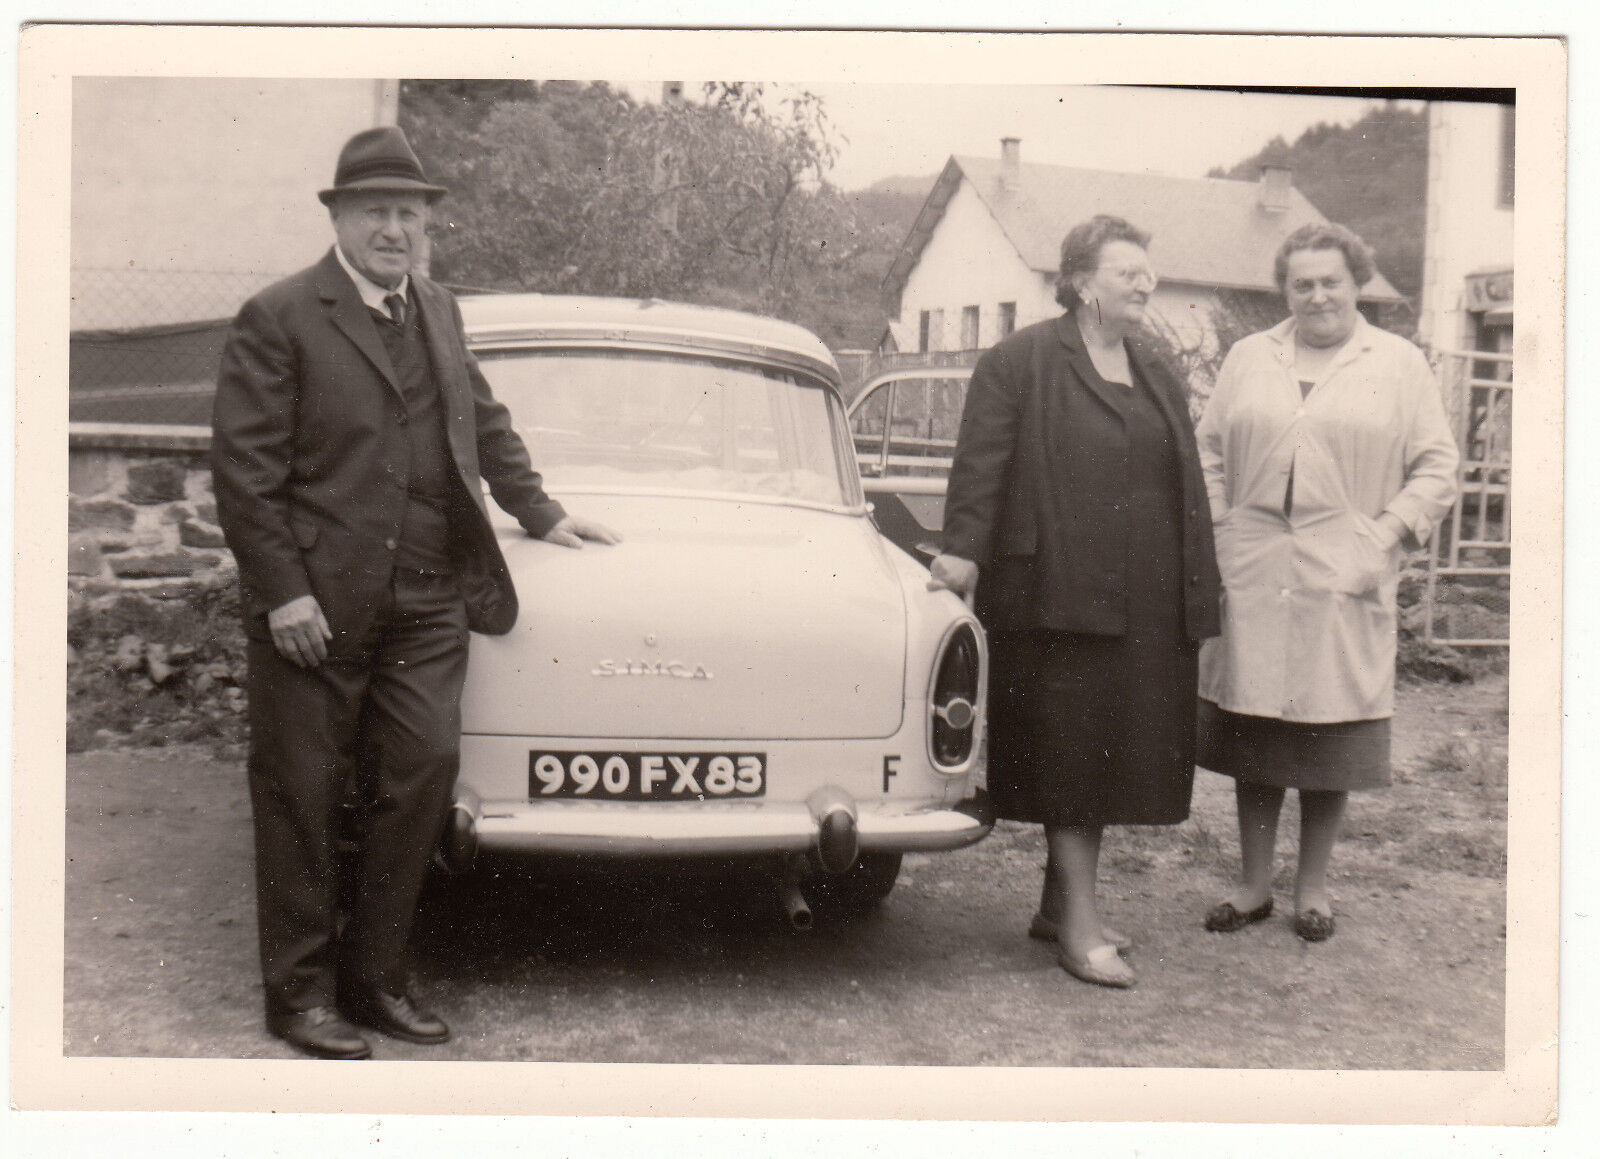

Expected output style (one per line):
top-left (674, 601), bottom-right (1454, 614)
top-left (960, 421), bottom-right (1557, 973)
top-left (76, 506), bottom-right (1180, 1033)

top-left (1422, 348), bottom-right (1512, 647)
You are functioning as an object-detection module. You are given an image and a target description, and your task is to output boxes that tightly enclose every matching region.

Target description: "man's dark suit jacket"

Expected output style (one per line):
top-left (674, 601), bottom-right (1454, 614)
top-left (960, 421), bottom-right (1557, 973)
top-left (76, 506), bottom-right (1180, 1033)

top-left (213, 249), bottom-right (565, 647)
top-left (940, 312), bottom-right (1221, 641)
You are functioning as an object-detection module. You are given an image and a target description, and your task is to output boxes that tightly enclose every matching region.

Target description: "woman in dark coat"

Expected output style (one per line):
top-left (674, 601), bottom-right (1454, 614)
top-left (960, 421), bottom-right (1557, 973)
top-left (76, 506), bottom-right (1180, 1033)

top-left (929, 214), bottom-right (1221, 988)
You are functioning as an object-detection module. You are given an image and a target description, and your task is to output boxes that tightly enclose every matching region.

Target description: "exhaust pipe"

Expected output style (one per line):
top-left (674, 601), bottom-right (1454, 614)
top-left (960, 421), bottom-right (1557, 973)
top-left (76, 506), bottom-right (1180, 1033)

top-left (781, 878), bottom-right (814, 931)
top-left (777, 788), bottom-right (860, 929)
top-left (780, 853), bottom-right (814, 931)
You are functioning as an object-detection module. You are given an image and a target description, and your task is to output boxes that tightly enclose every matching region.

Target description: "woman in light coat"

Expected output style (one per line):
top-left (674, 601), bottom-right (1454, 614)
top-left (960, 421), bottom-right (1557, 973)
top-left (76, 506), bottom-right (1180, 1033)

top-left (1195, 222), bottom-right (1458, 942)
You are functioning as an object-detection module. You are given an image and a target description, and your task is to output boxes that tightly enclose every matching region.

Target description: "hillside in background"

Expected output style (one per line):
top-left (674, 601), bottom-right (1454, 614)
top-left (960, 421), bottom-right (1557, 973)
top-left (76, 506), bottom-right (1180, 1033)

top-left (1210, 102), bottom-right (1429, 303)
top-left (830, 176), bottom-right (934, 347)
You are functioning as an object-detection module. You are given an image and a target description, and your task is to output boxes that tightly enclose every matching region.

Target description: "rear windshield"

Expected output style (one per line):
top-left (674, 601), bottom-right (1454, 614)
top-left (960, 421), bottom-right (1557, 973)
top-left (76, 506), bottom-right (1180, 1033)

top-left (477, 348), bottom-right (854, 507)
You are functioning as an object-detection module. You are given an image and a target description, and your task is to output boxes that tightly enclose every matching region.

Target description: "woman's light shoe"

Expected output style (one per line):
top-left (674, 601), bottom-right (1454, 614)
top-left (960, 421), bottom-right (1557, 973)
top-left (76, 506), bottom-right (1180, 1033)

top-left (1058, 943), bottom-right (1136, 989)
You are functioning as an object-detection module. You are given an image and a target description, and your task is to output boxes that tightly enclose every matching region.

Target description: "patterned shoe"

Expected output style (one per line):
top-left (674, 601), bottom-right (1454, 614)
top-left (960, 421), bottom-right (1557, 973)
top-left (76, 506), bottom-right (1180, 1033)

top-left (1203, 898), bottom-right (1274, 933)
top-left (1293, 909), bottom-right (1337, 942)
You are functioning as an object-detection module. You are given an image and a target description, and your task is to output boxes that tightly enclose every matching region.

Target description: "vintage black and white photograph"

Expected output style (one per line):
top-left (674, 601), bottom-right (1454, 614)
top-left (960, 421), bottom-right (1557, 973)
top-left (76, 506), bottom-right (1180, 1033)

top-left (14, 24), bottom-right (1565, 1130)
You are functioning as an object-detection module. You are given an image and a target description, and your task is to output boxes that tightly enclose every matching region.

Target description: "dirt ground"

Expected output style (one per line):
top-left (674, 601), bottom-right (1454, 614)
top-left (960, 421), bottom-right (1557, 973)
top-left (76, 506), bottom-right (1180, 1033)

top-left (61, 673), bottom-right (1507, 1068)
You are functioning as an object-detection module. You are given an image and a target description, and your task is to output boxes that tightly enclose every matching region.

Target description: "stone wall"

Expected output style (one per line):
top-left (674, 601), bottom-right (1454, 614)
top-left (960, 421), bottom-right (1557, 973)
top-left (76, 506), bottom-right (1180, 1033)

top-left (69, 423), bottom-right (234, 602)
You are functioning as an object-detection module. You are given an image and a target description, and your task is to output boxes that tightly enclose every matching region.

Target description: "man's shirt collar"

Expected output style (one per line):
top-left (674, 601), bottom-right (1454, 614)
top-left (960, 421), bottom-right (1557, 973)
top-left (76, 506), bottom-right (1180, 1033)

top-left (334, 245), bottom-right (409, 316)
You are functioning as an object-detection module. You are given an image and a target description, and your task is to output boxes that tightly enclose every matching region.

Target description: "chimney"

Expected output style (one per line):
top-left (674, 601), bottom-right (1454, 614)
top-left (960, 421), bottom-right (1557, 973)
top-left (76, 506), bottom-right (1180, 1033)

top-left (1000, 137), bottom-right (1021, 192)
top-left (662, 81), bottom-right (684, 105)
top-left (1259, 164), bottom-right (1292, 213)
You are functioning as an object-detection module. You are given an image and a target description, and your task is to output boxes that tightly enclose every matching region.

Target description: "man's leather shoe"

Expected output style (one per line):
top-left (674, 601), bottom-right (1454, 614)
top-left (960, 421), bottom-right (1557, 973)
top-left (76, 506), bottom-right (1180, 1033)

top-left (267, 1006), bottom-right (373, 1060)
top-left (340, 986), bottom-right (450, 1045)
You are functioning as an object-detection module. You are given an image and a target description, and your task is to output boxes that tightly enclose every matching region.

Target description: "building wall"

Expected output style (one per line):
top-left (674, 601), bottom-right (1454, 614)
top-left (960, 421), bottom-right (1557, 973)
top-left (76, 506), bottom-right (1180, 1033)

top-left (888, 177), bottom-right (1056, 353)
top-left (1419, 101), bottom-right (1515, 354)
top-left (72, 77), bottom-right (398, 330)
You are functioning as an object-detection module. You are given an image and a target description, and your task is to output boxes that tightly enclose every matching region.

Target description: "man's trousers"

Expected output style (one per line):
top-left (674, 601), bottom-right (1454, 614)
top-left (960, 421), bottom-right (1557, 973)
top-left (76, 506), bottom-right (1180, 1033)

top-left (244, 568), bottom-right (469, 1015)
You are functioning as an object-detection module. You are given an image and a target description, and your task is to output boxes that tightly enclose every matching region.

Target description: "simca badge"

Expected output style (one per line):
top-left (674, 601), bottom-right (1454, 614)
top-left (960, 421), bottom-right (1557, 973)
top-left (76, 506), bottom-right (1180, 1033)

top-left (592, 659), bottom-right (712, 679)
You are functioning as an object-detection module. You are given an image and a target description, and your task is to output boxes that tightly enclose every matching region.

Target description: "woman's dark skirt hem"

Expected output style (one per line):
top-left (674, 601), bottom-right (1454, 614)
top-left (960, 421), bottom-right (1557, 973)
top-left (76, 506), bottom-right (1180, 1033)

top-left (1196, 698), bottom-right (1391, 792)
top-left (989, 802), bottom-right (1194, 828)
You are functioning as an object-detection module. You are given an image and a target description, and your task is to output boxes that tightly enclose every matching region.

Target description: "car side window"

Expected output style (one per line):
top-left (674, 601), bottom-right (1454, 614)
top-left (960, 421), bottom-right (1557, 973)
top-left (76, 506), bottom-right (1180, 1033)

top-left (885, 376), bottom-right (966, 478)
top-left (851, 384), bottom-right (891, 474)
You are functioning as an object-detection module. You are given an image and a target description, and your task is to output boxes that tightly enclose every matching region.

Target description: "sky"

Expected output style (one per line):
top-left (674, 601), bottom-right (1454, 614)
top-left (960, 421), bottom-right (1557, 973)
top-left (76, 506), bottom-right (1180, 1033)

top-left (617, 82), bottom-right (1408, 190)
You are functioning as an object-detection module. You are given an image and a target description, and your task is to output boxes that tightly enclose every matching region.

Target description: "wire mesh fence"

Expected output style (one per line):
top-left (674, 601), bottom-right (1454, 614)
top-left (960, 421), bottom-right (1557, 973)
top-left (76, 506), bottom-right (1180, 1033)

top-left (69, 268), bottom-right (287, 425)
top-left (67, 269), bottom-right (519, 426)
top-left (70, 268), bottom-right (283, 332)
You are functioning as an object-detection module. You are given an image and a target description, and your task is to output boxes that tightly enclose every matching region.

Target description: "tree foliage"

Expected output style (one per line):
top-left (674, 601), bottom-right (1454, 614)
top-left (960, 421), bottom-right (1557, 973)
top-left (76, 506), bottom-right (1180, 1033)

top-left (1141, 288), bottom-right (1295, 420)
top-left (398, 80), bottom-right (885, 347)
top-left (1209, 102), bottom-right (1429, 303)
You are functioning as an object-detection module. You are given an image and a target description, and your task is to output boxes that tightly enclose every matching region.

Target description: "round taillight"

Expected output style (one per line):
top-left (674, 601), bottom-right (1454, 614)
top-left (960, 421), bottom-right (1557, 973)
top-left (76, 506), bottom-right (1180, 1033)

top-left (930, 624), bottom-right (981, 769)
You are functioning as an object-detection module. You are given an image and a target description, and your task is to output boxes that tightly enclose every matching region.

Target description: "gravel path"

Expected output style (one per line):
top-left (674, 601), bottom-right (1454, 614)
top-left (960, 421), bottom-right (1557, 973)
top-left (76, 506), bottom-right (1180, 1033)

top-left (62, 675), bottom-right (1507, 1068)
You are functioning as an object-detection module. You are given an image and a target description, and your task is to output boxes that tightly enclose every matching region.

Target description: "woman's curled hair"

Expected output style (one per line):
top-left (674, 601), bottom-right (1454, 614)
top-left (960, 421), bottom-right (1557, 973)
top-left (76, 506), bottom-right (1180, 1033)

top-left (1055, 214), bottom-right (1152, 310)
top-left (1272, 222), bottom-right (1377, 292)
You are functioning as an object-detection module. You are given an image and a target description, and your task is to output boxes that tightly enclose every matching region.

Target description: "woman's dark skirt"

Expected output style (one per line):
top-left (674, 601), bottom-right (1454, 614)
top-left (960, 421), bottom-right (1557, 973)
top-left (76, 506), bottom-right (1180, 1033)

top-left (1196, 699), bottom-right (1391, 792)
top-left (987, 629), bottom-right (1200, 827)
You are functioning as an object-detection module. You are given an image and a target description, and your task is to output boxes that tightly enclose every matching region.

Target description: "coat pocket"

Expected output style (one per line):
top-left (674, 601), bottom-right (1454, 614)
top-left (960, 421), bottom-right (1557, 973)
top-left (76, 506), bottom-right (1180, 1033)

top-left (1339, 517), bottom-right (1399, 599)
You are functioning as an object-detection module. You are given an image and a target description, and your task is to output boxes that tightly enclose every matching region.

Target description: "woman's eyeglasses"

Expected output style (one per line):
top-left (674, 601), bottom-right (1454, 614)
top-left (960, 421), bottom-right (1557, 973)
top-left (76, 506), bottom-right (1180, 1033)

top-left (1097, 265), bottom-right (1159, 291)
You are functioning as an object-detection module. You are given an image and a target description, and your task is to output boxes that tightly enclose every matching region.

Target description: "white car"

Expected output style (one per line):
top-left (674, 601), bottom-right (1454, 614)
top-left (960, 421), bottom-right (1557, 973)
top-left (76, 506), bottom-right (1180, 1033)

top-left (444, 295), bottom-right (990, 923)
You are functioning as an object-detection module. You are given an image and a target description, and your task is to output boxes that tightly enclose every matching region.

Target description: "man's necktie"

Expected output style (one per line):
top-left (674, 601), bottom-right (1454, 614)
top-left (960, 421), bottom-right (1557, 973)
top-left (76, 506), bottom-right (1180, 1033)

top-left (384, 292), bottom-right (406, 327)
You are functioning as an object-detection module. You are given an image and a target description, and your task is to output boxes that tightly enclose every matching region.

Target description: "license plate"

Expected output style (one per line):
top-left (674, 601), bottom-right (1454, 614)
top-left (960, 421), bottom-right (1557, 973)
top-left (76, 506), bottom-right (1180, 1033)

top-left (528, 751), bottom-right (766, 800)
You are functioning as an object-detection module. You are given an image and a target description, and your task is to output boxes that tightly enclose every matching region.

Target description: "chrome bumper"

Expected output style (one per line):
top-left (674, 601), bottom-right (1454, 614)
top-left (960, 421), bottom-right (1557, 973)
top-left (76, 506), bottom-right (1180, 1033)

top-left (451, 786), bottom-right (992, 860)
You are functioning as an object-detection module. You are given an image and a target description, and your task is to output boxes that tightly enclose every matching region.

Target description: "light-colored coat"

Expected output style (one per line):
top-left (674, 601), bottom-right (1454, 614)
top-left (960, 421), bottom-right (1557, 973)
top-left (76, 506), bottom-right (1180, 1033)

top-left (1196, 316), bottom-right (1459, 722)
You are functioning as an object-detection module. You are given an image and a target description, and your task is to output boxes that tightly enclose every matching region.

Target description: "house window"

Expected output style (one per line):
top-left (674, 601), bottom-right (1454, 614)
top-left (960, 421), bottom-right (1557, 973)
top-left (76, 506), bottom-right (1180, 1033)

top-left (918, 310), bottom-right (931, 353)
top-left (919, 308), bottom-right (944, 352)
top-left (1498, 104), bottom-right (1515, 208)
top-left (998, 302), bottom-right (1017, 338)
top-left (960, 306), bottom-right (980, 350)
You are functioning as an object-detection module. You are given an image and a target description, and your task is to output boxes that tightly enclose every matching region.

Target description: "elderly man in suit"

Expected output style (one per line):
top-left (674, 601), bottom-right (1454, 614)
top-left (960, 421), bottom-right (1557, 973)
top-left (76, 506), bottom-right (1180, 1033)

top-left (213, 126), bottom-right (617, 1059)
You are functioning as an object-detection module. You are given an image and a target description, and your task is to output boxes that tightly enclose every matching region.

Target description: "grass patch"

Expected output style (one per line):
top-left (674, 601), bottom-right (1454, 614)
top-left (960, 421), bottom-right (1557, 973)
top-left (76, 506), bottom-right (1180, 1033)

top-left (1417, 736), bottom-right (1509, 792)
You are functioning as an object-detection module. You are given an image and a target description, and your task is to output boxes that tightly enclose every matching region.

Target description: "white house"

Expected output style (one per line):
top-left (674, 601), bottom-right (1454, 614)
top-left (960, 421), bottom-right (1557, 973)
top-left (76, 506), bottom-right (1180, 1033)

top-left (881, 139), bottom-right (1402, 360)
top-left (1418, 101), bottom-right (1515, 360)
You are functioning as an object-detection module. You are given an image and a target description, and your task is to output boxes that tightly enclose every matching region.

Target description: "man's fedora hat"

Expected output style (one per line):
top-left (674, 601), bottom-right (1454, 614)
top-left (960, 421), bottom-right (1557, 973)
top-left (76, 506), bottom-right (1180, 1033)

top-left (318, 126), bottom-right (448, 206)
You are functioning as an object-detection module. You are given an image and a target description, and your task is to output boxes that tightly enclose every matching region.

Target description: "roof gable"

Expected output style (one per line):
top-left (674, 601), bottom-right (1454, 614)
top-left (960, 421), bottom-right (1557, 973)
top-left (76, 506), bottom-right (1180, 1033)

top-left (885, 156), bottom-right (1402, 305)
